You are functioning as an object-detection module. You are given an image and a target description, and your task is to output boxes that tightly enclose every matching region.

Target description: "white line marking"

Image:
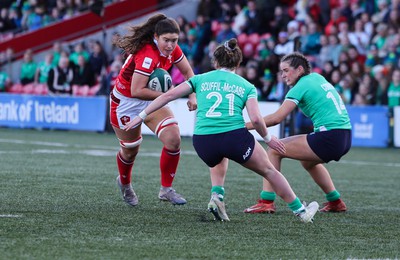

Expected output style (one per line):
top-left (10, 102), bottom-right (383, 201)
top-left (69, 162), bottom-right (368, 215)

top-left (0, 214), bottom-right (22, 218)
top-left (0, 139), bottom-right (398, 166)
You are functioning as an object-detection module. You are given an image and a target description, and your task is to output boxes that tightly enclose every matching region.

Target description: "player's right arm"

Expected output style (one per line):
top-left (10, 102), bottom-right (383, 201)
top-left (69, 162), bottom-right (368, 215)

top-left (124, 81), bottom-right (193, 131)
top-left (246, 98), bottom-right (286, 154)
top-left (245, 100), bottom-right (297, 130)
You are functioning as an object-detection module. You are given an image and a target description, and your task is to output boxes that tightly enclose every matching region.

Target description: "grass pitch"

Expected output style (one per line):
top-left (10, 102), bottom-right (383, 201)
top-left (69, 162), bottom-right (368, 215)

top-left (0, 128), bottom-right (399, 259)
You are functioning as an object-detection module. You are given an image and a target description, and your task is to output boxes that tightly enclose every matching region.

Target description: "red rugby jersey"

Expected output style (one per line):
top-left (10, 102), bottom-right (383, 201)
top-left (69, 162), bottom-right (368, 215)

top-left (115, 43), bottom-right (184, 97)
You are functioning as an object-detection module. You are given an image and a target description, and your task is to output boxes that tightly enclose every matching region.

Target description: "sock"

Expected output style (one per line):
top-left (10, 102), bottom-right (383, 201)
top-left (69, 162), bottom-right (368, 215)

top-left (160, 147), bottom-right (180, 187)
top-left (326, 190), bottom-right (341, 202)
top-left (211, 186), bottom-right (225, 201)
top-left (116, 151), bottom-right (133, 185)
top-left (288, 197), bottom-right (304, 213)
top-left (260, 190), bottom-right (276, 202)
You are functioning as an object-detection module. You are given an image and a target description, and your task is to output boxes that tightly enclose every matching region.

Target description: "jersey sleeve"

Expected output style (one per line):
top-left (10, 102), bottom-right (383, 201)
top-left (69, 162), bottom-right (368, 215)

top-left (247, 85), bottom-right (258, 100)
top-left (172, 45), bottom-right (184, 64)
top-left (133, 45), bottom-right (158, 77)
top-left (285, 86), bottom-right (303, 106)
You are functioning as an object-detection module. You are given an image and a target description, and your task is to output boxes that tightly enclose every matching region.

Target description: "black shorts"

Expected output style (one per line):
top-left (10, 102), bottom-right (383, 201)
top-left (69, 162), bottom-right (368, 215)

top-left (307, 129), bottom-right (352, 163)
top-left (192, 128), bottom-right (256, 168)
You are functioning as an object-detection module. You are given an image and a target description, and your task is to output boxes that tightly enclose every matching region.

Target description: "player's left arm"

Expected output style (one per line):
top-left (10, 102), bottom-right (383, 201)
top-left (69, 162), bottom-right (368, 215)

top-left (175, 56), bottom-right (197, 111)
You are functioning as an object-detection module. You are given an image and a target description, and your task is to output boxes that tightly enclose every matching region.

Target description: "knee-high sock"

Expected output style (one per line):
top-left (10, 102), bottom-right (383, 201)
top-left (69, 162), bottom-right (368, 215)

top-left (160, 147), bottom-right (180, 187)
top-left (117, 151), bottom-right (133, 185)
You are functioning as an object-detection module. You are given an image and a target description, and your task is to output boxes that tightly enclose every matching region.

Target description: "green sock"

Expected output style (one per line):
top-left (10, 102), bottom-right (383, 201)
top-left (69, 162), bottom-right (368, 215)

top-left (260, 190), bottom-right (276, 201)
top-left (288, 197), bottom-right (303, 212)
top-left (211, 186), bottom-right (225, 201)
top-left (326, 190), bottom-right (340, 202)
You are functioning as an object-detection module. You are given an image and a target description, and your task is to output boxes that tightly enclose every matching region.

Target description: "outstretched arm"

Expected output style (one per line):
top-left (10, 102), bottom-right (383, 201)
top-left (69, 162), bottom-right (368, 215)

top-left (175, 56), bottom-right (197, 111)
top-left (245, 98), bottom-right (286, 154)
top-left (246, 100), bottom-right (297, 130)
top-left (124, 82), bottom-right (193, 130)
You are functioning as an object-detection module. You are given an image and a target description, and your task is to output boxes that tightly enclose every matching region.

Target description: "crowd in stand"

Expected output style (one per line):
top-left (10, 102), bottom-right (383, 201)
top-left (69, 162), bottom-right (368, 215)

top-left (0, 0), bottom-right (400, 108)
top-left (0, 0), bottom-right (115, 40)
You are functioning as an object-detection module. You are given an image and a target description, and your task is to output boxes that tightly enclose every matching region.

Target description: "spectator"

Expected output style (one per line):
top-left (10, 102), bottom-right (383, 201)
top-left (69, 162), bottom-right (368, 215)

top-left (348, 18), bottom-right (371, 55)
top-left (387, 69), bottom-right (400, 107)
top-left (0, 64), bottom-right (11, 92)
top-left (265, 69), bottom-right (285, 102)
top-left (300, 21), bottom-right (321, 55)
top-left (269, 5), bottom-right (291, 37)
top-left (324, 7), bottom-right (347, 35)
top-left (371, 64), bottom-right (390, 105)
top-left (231, 3), bottom-right (247, 35)
top-left (98, 59), bottom-right (122, 96)
top-left (327, 34), bottom-right (342, 66)
top-left (88, 40), bottom-right (109, 81)
top-left (196, 0), bottom-right (222, 21)
top-left (72, 54), bottom-right (96, 96)
top-left (371, 23), bottom-right (389, 58)
top-left (47, 55), bottom-right (74, 95)
top-left (199, 40), bottom-right (218, 73)
top-left (69, 41), bottom-right (90, 66)
top-left (19, 49), bottom-right (37, 92)
top-left (244, 64), bottom-right (263, 98)
top-left (287, 20), bottom-right (300, 41)
top-left (242, 0), bottom-right (264, 34)
top-left (215, 18), bottom-right (236, 44)
top-left (192, 14), bottom-right (212, 66)
top-left (317, 34), bottom-right (331, 67)
top-left (33, 52), bottom-right (54, 95)
top-left (371, 0), bottom-right (390, 24)
top-left (274, 31), bottom-right (294, 56)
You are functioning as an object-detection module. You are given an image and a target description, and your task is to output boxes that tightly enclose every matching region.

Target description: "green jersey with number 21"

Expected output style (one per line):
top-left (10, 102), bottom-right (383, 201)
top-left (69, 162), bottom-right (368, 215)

top-left (286, 73), bottom-right (352, 132)
top-left (188, 69), bottom-right (258, 135)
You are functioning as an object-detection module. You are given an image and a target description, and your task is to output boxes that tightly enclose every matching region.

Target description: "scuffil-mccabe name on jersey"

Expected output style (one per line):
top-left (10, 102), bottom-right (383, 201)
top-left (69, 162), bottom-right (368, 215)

top-left (200, 82), bottom-right (245, 97)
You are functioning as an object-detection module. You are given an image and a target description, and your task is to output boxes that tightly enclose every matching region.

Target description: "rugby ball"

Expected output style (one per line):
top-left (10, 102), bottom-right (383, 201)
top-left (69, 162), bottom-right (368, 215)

top-left (147, 68), bottom-right (172, 93)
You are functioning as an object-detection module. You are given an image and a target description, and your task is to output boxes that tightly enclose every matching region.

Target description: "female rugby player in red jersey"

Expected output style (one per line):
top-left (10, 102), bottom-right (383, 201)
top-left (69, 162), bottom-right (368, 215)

top-left (110, 13), bottom-right (197, 207)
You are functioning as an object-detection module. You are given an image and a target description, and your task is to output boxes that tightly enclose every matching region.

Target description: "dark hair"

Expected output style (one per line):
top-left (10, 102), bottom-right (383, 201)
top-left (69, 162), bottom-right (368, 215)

top-left (213, 38), bottom-right (242, 70)
top-left (113, 13), bottom-right (180, 55)
top-left (281, 52), bottom-right (312, 75)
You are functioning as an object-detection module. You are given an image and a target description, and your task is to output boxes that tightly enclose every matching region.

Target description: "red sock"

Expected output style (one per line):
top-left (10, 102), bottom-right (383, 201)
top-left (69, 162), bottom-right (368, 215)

top-left (160, 147), bottom-right (180, 187)
top-left (117, 151), bottom-right (133, 185)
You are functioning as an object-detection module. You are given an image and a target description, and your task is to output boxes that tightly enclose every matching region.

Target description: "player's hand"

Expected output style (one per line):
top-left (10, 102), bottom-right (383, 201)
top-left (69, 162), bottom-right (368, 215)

top-left (124, 116), bottom-right (143, 131)
top-left (266, 136), bottom-right (286, 154)
top-left (187, 94), bottom-right (197, 111)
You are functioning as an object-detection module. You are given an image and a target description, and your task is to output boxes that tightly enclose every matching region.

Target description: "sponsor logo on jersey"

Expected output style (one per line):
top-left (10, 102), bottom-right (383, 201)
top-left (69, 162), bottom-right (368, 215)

top-left (142, 57), bottom-right (152, 69)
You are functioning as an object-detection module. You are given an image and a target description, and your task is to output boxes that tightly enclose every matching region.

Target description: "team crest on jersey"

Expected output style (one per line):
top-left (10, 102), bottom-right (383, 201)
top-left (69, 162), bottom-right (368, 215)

top-left (120, 116), bottom-right (130, 125)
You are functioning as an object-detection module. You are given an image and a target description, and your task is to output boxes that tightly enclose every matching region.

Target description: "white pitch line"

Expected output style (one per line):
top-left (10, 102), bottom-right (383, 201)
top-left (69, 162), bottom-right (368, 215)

top-left (339, 160), bottom-right (400, 167)
top-left (0, 214), bottom-right (22, 218)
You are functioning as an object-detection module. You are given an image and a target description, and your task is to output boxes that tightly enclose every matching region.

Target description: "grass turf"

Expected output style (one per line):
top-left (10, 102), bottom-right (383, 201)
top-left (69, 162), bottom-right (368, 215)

top-left (0, 128), bottom-right (399, 259)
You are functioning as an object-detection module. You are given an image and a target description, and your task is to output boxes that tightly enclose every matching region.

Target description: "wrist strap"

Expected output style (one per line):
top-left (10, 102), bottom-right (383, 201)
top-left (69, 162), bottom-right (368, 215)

top-left (138, 111), bottom-right (147, 120)
top-left (263, 133), bottom-right (272, 143)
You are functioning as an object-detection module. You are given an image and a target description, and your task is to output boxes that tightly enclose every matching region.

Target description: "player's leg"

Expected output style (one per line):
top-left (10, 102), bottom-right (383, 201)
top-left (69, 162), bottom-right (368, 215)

top-left (208, 158), bottom-right (230, 221)
top-left (144, 106), bottom-right (186, 205)
top-left (113, 125), bottom-right (142, 207)
top-left (242, 141), bottom-right (318, 223)
top-left (110, 90), bottom-right (143, 206)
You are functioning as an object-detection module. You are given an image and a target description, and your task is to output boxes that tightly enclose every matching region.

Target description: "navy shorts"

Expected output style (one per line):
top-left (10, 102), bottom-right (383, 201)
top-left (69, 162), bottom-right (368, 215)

top-left (307, 129), bottom-right (352, 163)
top-left (192, 128), bottom-right (256, 167)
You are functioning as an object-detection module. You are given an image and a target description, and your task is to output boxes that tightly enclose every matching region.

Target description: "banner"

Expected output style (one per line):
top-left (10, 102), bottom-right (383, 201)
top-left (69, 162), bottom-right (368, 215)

top-left (394, 106), bottom-right (400, 148)
top-left (0, 93), bottom-right (107, 131)
top-left (347, 106), bottom-right (389, 147)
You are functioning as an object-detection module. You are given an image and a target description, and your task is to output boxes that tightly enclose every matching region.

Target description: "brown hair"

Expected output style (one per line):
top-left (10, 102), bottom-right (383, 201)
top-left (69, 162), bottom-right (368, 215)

top-left (113, 13), bottom-right (180, 55)
top-left (281, 52), bottom-right (312, 75)
top-left (213, 38), bottom-right (243, 70)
